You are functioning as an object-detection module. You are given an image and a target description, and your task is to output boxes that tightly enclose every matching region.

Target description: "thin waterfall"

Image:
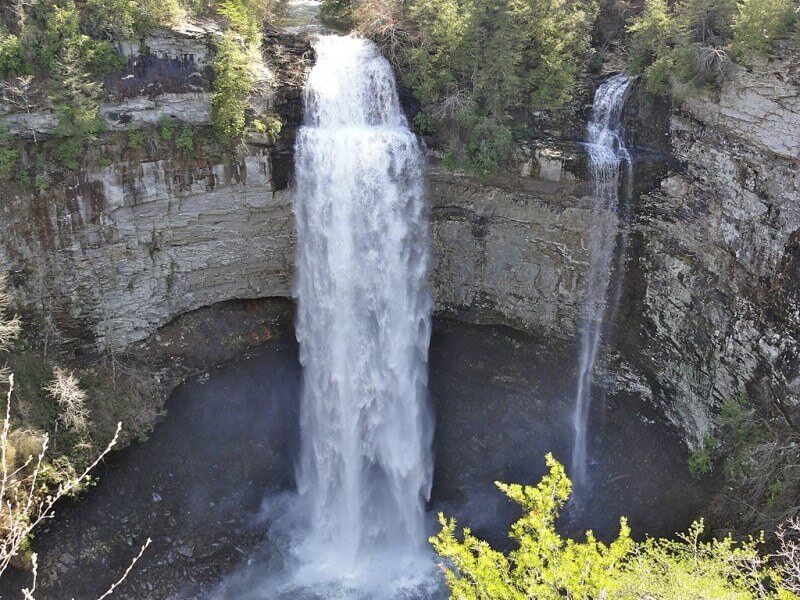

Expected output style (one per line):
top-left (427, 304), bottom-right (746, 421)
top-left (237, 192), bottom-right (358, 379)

top-left (571, 74), bottom-right (632, 488)
top-left (291, 35), bottom-right (434, 594)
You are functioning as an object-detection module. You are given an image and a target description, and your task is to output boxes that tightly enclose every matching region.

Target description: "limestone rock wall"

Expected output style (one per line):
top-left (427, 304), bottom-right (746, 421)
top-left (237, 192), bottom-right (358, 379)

top-left (618, 53), bottom-right (800, 441)
top-left (1, 153), bottom-right (295, 348)
top-left (430, 171), bottom-right (591, 339)
top-left (0, 24), bottom-right (310, 349)
top-left (0, 25), bottom-right (796, 447)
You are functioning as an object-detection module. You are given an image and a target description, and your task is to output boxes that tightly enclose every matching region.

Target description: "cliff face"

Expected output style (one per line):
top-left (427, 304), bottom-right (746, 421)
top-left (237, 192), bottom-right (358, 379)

top-left (619, 53), bottom-right (800, 441)
top-left (0, 25), bottom-right (308, 348)
top-left (1, 153), bottom-right (295, 348)
top-left (0, 26), bottom-right (797, 445)
top-left (430, 171), bottom-right (589, 340)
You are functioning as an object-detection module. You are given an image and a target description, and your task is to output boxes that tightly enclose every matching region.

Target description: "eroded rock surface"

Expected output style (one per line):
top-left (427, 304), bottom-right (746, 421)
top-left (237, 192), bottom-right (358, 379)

top-left (0, 28), bottom-right (796, 447)
top-left (619, 52), bottom-right (800, 441)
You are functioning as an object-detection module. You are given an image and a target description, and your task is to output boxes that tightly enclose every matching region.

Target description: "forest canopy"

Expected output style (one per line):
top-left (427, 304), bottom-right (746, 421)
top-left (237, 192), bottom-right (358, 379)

top-left (324, 0), bottom-right (600, 176)
top-left (331, 0), bottom-right (798, 174)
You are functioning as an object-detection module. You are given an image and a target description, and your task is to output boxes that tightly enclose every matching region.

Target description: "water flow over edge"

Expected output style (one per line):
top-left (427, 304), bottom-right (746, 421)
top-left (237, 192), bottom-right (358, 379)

top-left (571, 74), bottom-right (632, 489)
top-left (263, 35), bottom-right (435, 599)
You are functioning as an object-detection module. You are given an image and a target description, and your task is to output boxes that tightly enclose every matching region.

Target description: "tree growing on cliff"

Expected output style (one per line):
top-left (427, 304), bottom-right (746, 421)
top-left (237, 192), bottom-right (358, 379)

top-left (733, 0), bottom-right (797, 58)
top-left (627, 0), bottom-right (798, 97)
top-left (390, 0), bottom-right (599, 175)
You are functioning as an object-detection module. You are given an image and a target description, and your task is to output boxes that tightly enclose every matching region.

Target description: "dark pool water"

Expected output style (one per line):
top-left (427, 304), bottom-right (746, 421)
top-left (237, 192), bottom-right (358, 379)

top-left (0, 319), bottom-right (714, 599)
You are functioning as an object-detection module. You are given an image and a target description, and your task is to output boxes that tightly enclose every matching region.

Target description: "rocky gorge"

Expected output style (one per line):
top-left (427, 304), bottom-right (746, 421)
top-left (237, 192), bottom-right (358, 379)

top-left (1, 23), bottom-right (797, 450)
top-left (0, 0), bottom-right (796, 594)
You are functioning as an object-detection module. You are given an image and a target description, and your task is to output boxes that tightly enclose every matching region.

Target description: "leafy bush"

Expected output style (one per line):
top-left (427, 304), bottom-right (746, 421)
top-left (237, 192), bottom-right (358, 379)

top-left (211, 32), bottom-right (254, 141)
top-left (176, 126), bottom-right (195, 154)
top-left (628, 0), bottom-right (798, 97)
top-left (81, 0), bottom-right (185, 39)
top-left (0, 147), bottom-right (21, 182)
top-left (253, 114), bottom-right (282, 140)
top-left (218, 0), bottom-right (261, 45)
top-left (432, 454), bottom-right (799, 599)
top-left (0, 30), bottom-right (30, 79)
top-left (127, 127), bottom-right (148, 148)
top-left (158, 116), bottom-right (178, 141)
top-left (734, 0), bottom-right (797, 57)
top-left (0, 128), bottom-right (21, 182)
top-left (688, 434), bottom-right (718, 477)
top-left (320, 0), bottom-right (355, 28)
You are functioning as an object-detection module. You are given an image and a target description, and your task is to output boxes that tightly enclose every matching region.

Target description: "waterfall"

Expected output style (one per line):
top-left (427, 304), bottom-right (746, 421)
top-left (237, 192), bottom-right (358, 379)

top-left (571, 74), bottom-right (632, 488)
top-left (290, 35), bottom-right (434, 596)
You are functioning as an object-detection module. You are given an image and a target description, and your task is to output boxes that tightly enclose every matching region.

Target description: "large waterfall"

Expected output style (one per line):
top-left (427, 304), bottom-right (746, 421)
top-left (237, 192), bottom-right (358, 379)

top-left (571, 74), bottom-right (632, 487)
top-left (290, 35), bottom-right (434, 596)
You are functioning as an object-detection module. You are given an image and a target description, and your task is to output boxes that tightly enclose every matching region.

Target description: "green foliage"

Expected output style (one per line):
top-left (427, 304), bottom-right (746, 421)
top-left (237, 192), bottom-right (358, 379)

top-left (433, 455), bottom-right (798, 600)
top-left (371, 0), bottom-right (599, 175)
top-left (253, 114), bottom-right (283, 140)
top-left (0, 30), bottom-right (30, 79)
top-left (126, 128), bottom-right (148, 148)
top-left (615, 520), bottom-right (791, 599)
top-left (628, 0), bottom-right (798, 97)
top-left (320, 0), bottom-right (355, 28)
top-left (81, 0), bottom-right (186, 39)
top-left (733, 0), bottom-right (797, 57)
top-left (176, 126), bottom-right (195, 155)
top-left (141, 0), bottom-right (187, 30)
top-left (37, 2), bottom-right (124, 76)
top-left (676, 0), bottom-right (738, 45)
top-left (0, 147), bottom-right (21, 182)
top-left (0, 128), bottom-right (21, 182)
top-left (431, 454), bottom-right (634, 598)
top-left (211, 31), bottom-right (255, 142)
top-left (627, 0), bottom-right (674, 94)
top-left (688, 434), bottom-right (718, 477)
top-left (209, 0), bottom-right (268, 143)
top-left (158, 116), bottom-right (178, 141)
top-left (218, 0), bottom-right (262, 46)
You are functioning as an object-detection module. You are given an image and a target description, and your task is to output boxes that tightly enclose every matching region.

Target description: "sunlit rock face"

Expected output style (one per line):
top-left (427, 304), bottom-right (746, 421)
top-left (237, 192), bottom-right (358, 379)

top-left (617, 53), bottom-right (800, 443)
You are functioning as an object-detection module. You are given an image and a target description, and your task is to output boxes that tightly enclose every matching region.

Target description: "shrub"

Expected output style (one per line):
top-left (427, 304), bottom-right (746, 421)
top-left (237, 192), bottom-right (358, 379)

top-left (734, 0), bottom-right (797, 57)
top-left (676, 0), bottom-right (738, 46)
top-left (0, 30), bottom-right (29, 79)
top-left (218, 0), bottom-right (261, 45)
top-left (0, 129), bottom-right (21, 182)
top-left (253, 114), bottom-right (282, 140)
top-left (211, 32), bottom-right (254, 141)
top-left (431, 454), bottom-right (633, 599)
top-left (0, 147), bottom-right (20, 182)
top-left (176, 126), bottom-right (194, 154)
top-left (133, 0), bottom-right (186, 34)
top-left (688, 434), bottom-right (718, 476)
top-left (432, 454), bottom-right (798, 599)
top-left (628, 0), bottom-right (797, 97)
top-left (158, 116), bottom-right (178, 141)
top-left (627, 0), bottom-right (674, 87)
top-left (321, 0), bottom-right (355, 28)
top-left (127, 127), bottom-right (148, 148)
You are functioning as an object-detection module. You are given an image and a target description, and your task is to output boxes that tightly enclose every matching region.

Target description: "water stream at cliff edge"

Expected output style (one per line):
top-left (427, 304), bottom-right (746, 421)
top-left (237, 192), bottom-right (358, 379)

top-left (264, 35), bottom-right (436, 599)
top-left (571, 74), bottom-right (632, 488)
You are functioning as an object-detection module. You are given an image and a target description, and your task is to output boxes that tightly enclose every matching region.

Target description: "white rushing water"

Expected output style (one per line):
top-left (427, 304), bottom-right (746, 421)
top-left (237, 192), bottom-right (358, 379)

top-left (571, 74), bottom-right (632, 488)
top-left (290, 35), bottom-right (434, 597)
